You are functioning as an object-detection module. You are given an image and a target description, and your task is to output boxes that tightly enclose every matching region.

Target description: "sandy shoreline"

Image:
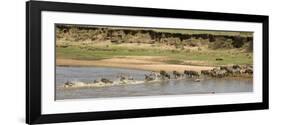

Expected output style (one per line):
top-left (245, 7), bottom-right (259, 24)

top-left (56, 57), bottom-right (215, 72)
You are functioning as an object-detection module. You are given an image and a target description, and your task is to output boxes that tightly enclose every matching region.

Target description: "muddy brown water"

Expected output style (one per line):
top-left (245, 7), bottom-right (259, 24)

top-left (55, 66), bottom-right (253, 100)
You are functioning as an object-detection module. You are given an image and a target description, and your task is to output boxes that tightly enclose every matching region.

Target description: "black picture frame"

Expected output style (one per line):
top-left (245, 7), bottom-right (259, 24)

top-left (26, 1), bottom-right (269, 124)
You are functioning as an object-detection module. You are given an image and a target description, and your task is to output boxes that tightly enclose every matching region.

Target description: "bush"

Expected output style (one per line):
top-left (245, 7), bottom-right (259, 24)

top-left (209, 40), bottom-right (233, 49)
top-left (232, 36), bottom-right (244, 48)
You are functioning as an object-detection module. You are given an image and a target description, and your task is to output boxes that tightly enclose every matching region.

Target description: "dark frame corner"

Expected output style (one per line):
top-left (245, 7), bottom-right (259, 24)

top-left (26, 1), bottom-right (269, 124)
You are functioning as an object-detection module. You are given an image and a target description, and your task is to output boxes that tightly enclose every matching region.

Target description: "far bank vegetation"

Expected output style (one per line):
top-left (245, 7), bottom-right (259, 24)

top-left (56, 24), bottom-right (253, 66)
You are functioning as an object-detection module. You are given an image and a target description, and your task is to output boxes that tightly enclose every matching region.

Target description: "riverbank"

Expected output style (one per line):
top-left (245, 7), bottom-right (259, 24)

top-left (57, 57), bottom-right (215, 72)
top-left (56, 44), bottom-right (253, 66)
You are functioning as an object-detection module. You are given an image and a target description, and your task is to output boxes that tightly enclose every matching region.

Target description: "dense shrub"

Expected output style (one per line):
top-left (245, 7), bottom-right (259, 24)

top-left (209, 39), bottom-right (233, 49)
top-left (232, 36), bottom-right (244, 48)
top-left (55, 24), bottom-right (253, 51)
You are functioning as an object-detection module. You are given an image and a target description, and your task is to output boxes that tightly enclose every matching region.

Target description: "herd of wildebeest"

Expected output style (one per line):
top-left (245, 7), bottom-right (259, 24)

top-left (64, 64), bottom-right (253, 87)
top-left (144, 64), bottom-right (253, 82)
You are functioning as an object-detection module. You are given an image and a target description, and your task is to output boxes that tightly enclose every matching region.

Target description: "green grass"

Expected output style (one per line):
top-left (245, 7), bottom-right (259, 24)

top-left (56, 44), bottom-right (252, 66)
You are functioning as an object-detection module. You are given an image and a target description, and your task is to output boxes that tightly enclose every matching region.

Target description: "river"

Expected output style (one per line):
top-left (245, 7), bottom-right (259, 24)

top-left (55, 66), bottom-right (253, 100)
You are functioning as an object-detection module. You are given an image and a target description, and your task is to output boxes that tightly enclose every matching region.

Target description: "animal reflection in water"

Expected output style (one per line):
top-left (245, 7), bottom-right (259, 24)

top-left (63, 65), bottom-right (253, 89)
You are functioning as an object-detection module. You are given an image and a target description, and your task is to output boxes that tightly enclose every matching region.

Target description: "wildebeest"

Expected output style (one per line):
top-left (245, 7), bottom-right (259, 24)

top-left (216, 58), bottom-right (223, 61)
top-left (219, 66), bottom-right (227, 70)
top-left (101, 78), bottom-right (113, 84)
top-left (64, 81), bottom-right (74, 87)
top-left (119, 76), bottom-right (126, 81)
top-left (145, 74), bottom-right (154, 81)
top-left (220, 66), bottom-right (234, 74)
top-left (201, 70), bottom-right (210, 75)
top-left (233, 64), bottom-right (241, 69)
top-left (184, 70), bottom-right (200, 78)
top-left (144, 71), bottom-right (161, 81)
top-left (160, 70), bottom-right (170, 80)
top-left (216, 70), bottom-right (228, 78)
top-left (244, 68), bottom-right (253, 74)
top-left (117, 74), bottom-right (133, 81)
top-left (172, 71), bottom-right (182, 79)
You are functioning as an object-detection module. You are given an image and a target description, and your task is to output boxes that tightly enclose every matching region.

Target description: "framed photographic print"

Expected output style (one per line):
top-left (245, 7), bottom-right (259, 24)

top-left (26, 1), bottom-right (269, 124)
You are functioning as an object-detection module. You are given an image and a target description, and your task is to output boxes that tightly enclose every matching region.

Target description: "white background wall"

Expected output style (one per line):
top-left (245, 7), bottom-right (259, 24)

top-left (0, 0), bottom-right (279, 124)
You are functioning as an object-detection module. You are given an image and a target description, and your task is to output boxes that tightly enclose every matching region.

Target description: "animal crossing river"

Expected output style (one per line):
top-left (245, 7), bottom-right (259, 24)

top-left (55, 66), bottom-right (253, 100)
